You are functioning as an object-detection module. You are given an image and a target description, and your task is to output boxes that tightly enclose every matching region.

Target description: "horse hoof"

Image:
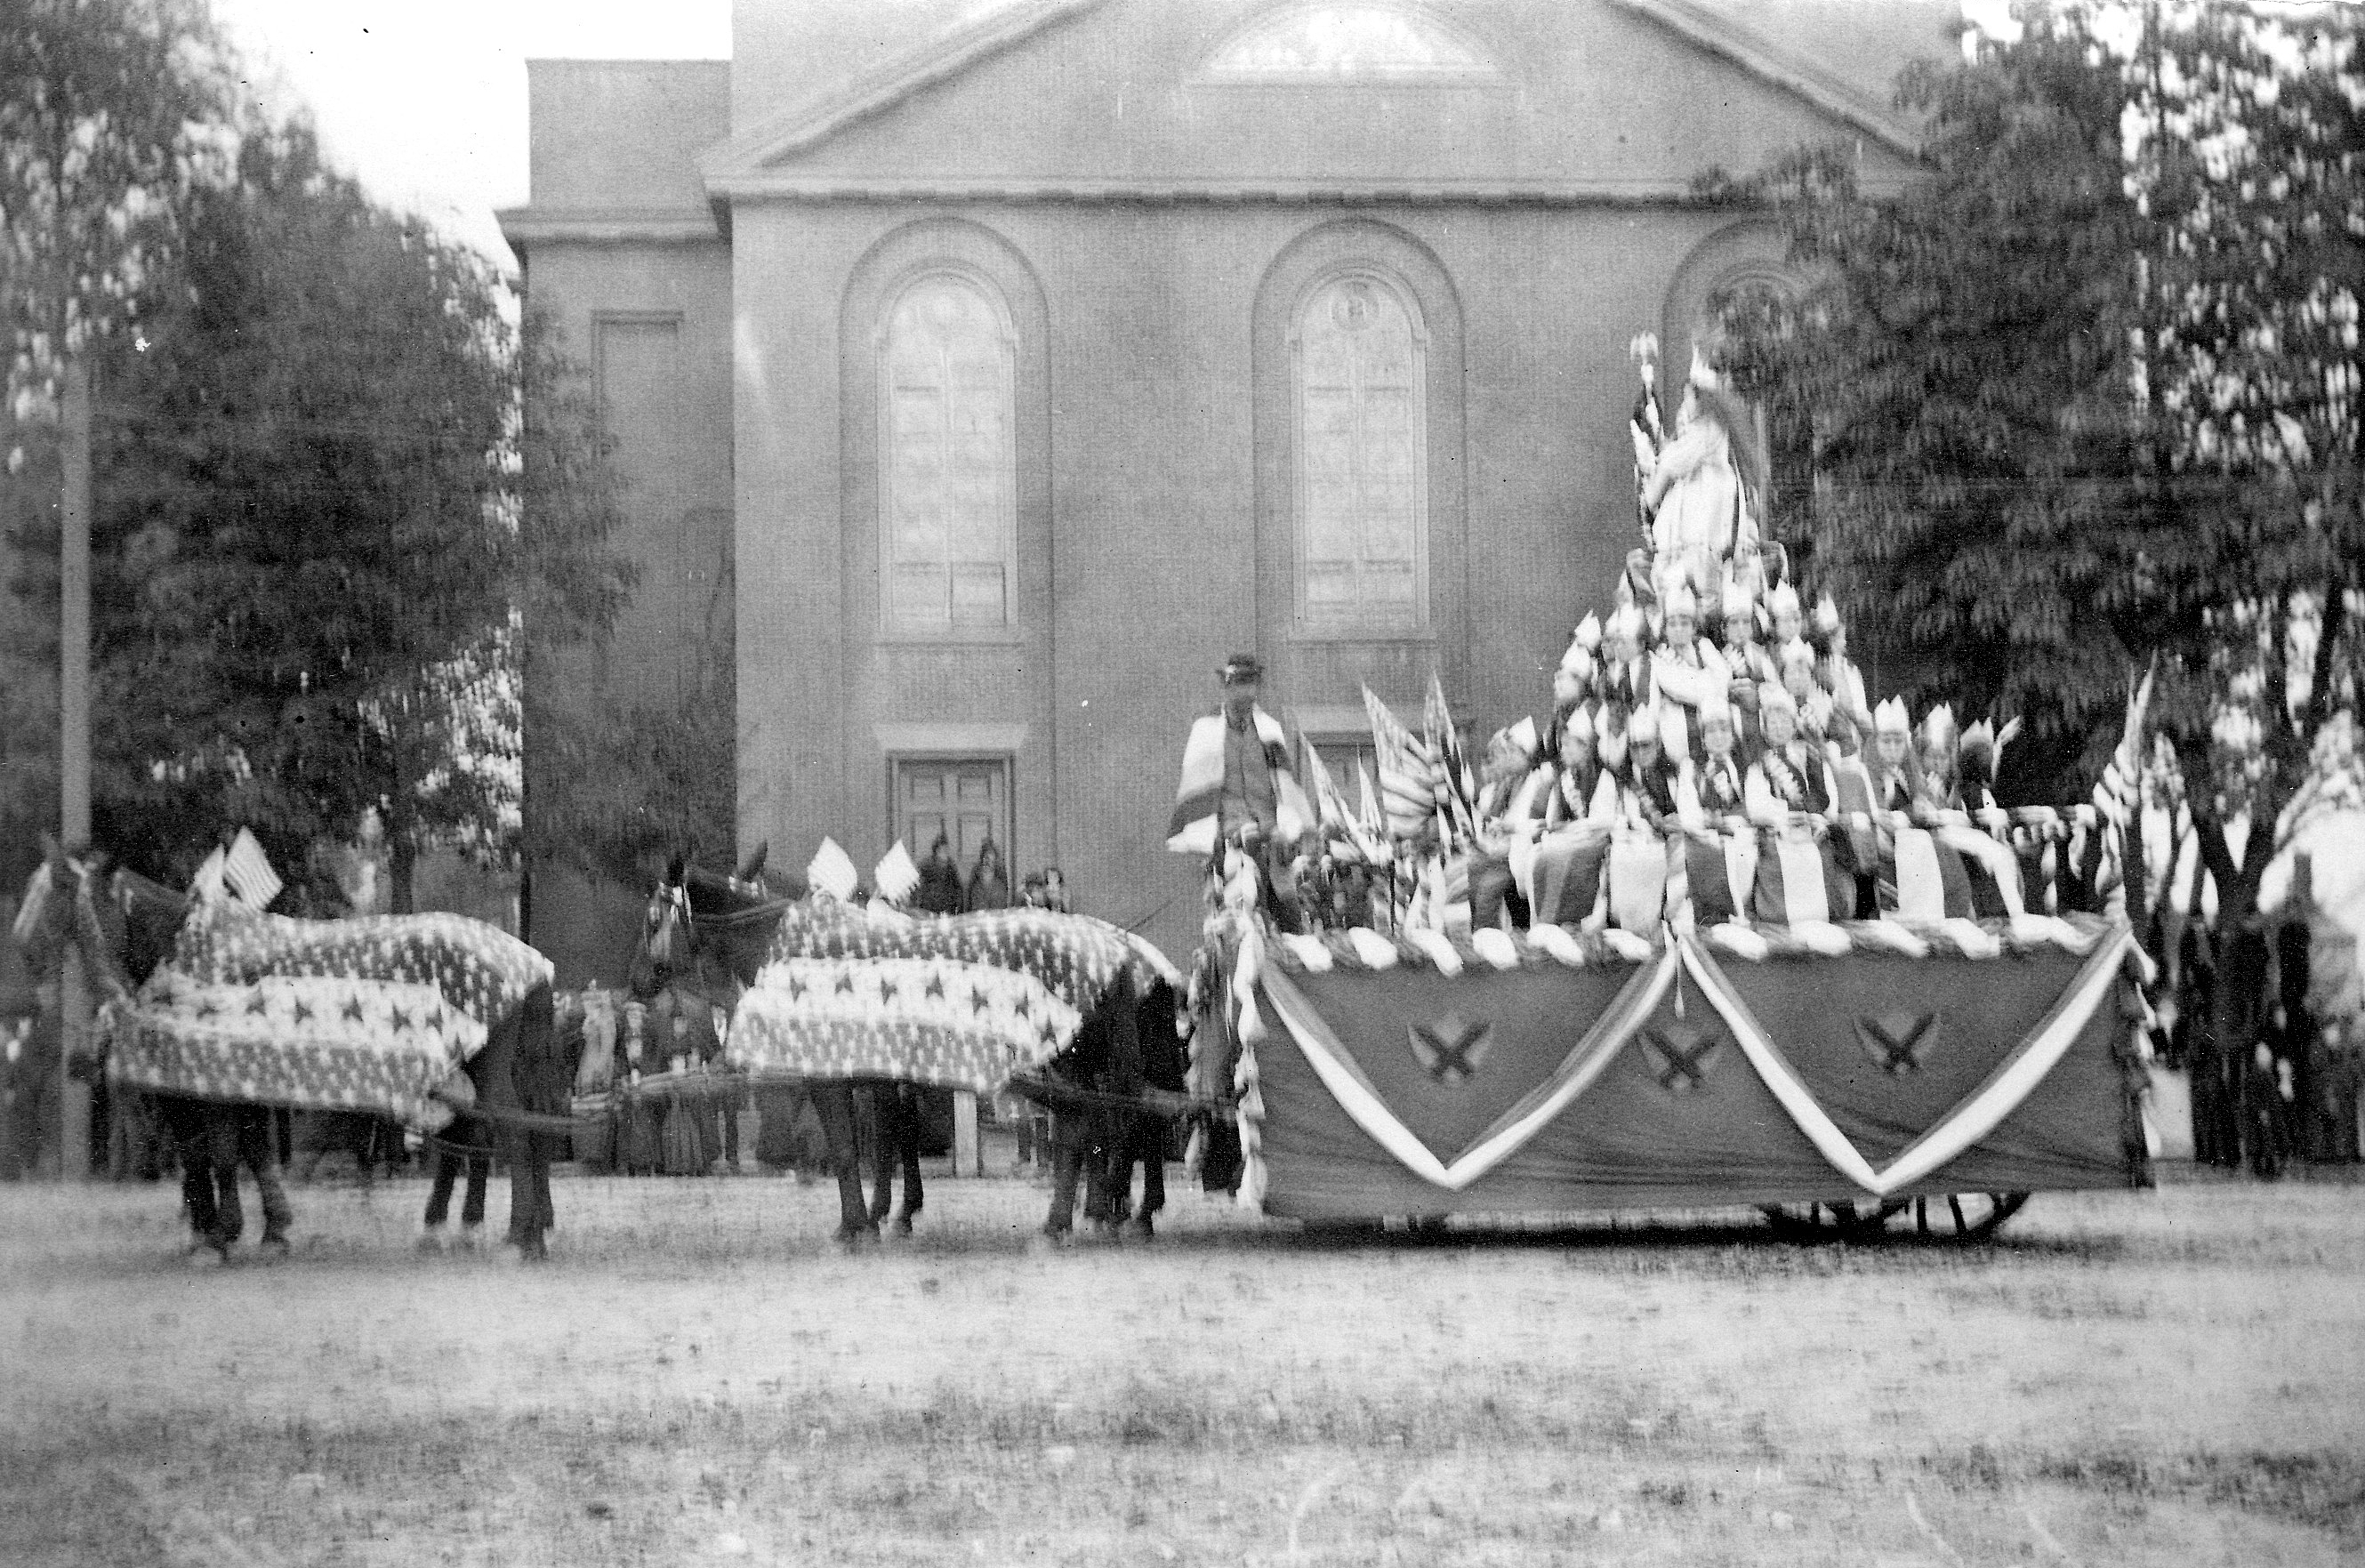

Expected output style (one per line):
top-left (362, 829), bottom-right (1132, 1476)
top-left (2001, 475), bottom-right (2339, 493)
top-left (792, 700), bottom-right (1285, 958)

top-left (889, 1216), bottom-right (914, 1238)
top-left (454, 1226), bottom-right (484, 1252)
top-left (1028, 1229), bottom-right (1074, 1255)
top-left (833, 1224), bottom-right (880, 1247)
top-left (184, 1245), bottom-right (226, 1271)
top-left (415, 1228), bottom-right (447, 1254)
top-left (259, 1234), bottom-right (292, 1258)
top-left (1124, 1218), bottom-right (1154, 1242)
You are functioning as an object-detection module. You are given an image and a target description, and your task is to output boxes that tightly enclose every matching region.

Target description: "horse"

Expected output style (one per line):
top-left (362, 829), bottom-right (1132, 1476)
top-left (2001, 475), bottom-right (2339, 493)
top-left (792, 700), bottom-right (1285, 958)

top-left (58, 856), bottom-right (570, 1259)
top-left (632, 849), bottom-right (1188, 1243)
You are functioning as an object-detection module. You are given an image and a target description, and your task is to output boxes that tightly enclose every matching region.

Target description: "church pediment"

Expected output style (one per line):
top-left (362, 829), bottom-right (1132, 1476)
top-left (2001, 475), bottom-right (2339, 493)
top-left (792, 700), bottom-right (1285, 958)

top-left (703, 0), bottom-right (1946, 201)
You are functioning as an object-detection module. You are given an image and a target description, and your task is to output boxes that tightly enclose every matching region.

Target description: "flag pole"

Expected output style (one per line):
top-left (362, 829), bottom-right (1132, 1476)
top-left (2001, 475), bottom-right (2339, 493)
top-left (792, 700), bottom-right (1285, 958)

top-left (58, 357), bottom-right (93, 1179)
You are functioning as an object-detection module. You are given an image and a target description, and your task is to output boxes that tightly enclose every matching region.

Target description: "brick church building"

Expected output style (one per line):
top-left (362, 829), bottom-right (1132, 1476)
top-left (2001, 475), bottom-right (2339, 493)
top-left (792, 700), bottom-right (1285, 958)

top-left (504, 0), bottom-right (1957, 978)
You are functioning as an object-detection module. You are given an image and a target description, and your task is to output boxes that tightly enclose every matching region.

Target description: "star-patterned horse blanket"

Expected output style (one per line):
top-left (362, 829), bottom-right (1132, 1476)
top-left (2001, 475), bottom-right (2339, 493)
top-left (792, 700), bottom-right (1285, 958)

top-left (728, 904), bottom-right (1174, 1094)
top-left (106, 899), bottom-right (553, 1130)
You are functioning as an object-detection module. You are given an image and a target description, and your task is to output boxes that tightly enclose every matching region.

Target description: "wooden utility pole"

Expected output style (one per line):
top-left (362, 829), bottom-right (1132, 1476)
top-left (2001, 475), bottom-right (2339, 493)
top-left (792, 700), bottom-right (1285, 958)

top-left (58, 357), bottom-right (92, 1180)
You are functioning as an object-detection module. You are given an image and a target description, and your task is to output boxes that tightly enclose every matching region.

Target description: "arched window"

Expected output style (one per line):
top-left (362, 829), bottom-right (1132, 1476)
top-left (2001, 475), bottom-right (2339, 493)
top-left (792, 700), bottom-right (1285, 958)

top-left (879, 271), bottom-right (1017, 631)
top-left (1293, 270), bottom-right (1428, 634)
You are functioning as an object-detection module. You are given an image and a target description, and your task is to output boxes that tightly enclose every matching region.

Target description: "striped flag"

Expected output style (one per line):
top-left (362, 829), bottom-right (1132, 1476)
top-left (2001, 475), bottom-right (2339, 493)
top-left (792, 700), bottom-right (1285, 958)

top-left (223, 828), bottom-right (283, 911)
top-left (1422, 673), bottom-right (1479, 849)
top-left (1363, 688), bottom-right (1439, 844)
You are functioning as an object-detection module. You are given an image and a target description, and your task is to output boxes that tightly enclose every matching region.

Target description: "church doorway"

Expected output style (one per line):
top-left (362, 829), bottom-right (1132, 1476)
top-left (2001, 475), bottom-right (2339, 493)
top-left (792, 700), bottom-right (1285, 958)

top-left (890, 756), bottom-right (1014, 891)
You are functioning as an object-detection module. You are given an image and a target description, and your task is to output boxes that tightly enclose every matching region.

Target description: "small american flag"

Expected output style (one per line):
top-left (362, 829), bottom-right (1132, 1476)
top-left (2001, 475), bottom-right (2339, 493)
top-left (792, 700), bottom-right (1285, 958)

top-left (223, 828), bottom-right (283, 911)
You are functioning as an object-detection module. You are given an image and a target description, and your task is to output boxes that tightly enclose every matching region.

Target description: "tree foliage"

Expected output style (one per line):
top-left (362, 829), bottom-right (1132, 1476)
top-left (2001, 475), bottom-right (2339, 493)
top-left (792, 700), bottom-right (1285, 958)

top-left (1713, 11), bottom-right (2160, 801)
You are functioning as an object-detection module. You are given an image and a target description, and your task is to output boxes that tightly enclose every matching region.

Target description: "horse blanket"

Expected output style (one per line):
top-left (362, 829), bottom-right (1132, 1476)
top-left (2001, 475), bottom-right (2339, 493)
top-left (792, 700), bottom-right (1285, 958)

top-left (728, 904), bottom-right (1174, 1094)
top-left (106, 899), bottom-right (551, 1128)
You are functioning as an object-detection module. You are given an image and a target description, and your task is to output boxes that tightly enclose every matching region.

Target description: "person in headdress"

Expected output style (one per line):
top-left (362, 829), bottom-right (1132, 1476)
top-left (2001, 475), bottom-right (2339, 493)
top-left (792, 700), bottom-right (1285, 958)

top-left (1693, 699), bottom-right (1749, 827)
top-left (1543, 615), bottom-right (1602, 766)
top-left (1777, 638), bottom-right (1832, 740)
top-left (1916, 705), bottom-right (1963, 815)
top-left (1647, 579), bottom-right (1730, 762)
top-left (1766, 580), bottom-right (1805, 650)
top-left (1613, 708), bottom-right (1698, 833)
top-left (1957, 719), bottom-right (2020, 815)
top-left (1867, 698), bottom-right (1921, 814)
top-left (1166, 653), bottom-right (1314, 928)
top-left (1597, 603), bottom-right (1653, 736)
top-left (1745, 683), bottom-right (1834, 824)
top-left (1524, 704), bottom-right (1617, 927)
top-left (1810, 593), bottom-right (1876, 738)
top-left (1468, 720), bottom-right (1545, 930)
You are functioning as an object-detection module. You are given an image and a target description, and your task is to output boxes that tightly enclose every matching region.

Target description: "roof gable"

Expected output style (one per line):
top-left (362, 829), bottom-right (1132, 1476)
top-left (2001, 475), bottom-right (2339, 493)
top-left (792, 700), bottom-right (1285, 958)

top-left (705, 0), bottom-right (1950, 198)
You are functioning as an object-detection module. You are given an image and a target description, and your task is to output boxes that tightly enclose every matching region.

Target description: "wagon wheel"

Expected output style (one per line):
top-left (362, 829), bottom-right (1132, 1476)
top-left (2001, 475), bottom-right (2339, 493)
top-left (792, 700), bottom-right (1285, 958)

top-left (1759, 1193), bottom-right (2030, 1242)
top-left (1758, 1197), bottom-right (1911, 1241)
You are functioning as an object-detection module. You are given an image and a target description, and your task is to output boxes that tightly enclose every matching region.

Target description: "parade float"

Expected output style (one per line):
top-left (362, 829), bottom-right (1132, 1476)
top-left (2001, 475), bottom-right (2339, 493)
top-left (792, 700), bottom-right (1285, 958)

top-left (1188, 342), bottom-right (2155, 1239)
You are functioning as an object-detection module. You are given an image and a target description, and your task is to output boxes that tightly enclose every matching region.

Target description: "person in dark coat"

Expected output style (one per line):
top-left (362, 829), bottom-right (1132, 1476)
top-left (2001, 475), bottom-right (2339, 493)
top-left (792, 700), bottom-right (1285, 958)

top-left (912, 833), bottom-right (966, 916)
top-left (966, 838), bottom-right (1012, 913)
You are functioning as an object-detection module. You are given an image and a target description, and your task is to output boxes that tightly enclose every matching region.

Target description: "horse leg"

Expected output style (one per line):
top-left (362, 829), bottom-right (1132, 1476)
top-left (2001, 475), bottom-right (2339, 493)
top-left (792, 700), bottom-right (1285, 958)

top-left (894, 1089), bottom-right (923, 1231)
top-left (1042, 1123), bottom-right (1082, 1237)
top-left (237, 1107), bottom-right (293, 1248)
top-left (1123, 1115), bottom-right (1164, 1238)
top-left (811, 1082), bottom-right (876, 1242)
top-left (859, 1087), bottom-right (893, 1226)
top-left (161, 1098), bottom-right (225, 1258)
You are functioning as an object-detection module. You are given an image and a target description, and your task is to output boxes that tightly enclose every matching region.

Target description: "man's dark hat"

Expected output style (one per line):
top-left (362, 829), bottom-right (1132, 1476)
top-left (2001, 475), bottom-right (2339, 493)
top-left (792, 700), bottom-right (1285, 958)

top-left (1219, 653), bottom-right (1264, 683)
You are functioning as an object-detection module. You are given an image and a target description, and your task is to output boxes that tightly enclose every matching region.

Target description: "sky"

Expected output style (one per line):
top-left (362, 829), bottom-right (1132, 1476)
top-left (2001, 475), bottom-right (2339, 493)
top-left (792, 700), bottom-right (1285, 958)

top-left (205, 0), bottom-right (734, 267)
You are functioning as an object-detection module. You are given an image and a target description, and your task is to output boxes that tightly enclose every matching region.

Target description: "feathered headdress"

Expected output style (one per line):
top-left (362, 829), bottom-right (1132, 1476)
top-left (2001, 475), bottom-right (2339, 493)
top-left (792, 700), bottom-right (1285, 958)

top-left (1573, 612), bottom-right (1603, 653)
top-left (1813, 592), bottom-right (1843, 638)
top-left (1767, 581), bottom-right (1801, 623)
top-left (807, 837), bottom-right (860, 902)
top-left (1627, 706), bottom-right (1661, 746)
top-left (1758, 680), bottom-right (1797, 717)
top-left (1874, 696), bottom-right (1911, 736)
top-left (1661, 580), bottom-right (1698, 623)
top-left (1721, 573), bottom-right (1756, 624)
top-left (1607, 602), bottom-right (1646, 647)
top-left (1919, 703), bottom-right (1959, 753)
top-left (1564, 704), bottom-right (1597, 745)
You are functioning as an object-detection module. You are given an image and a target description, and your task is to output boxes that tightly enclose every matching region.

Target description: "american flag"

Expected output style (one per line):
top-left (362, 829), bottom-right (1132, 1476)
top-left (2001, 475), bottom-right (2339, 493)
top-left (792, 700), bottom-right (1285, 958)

top-left (223, 829), bottom-right (283, 911)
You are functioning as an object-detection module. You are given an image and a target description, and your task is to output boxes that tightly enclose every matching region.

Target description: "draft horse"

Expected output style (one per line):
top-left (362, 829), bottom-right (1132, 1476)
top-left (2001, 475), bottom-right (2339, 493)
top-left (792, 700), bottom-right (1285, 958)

top-left (60, 858), bottom-right (569, 1258)
top-left (632, 850), bottom-right (1186, 1243)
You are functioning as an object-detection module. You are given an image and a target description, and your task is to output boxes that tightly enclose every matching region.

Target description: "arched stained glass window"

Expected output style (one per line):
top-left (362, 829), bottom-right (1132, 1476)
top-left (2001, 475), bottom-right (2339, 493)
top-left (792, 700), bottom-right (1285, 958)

top-left (880, 271), bottom-right (1017, 631)
top-left (1294, 271), bottom-right (1428, 634)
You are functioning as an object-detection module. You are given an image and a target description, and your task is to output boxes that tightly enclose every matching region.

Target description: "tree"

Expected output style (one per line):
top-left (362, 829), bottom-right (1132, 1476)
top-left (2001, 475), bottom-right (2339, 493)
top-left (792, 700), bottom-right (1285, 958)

top-left (76, 125), bottom-right (632, 906)
top-left (1717, 0), bottom-right (2365, 1165)
top-left (0, 0), bottom-right (239, 894)
top-left (1708, 9), bottom-right (2160, 801)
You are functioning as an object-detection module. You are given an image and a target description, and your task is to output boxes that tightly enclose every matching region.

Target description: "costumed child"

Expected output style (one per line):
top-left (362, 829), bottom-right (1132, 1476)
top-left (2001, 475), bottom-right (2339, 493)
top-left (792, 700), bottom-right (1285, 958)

top-left (1867, 697), bottom-right (1920, 814)
top-left (1810, 592), bottom-right (1876, 739)
top-left (1613, 707), bottom-right (1699, 833)
top-left (1544, 615), bottom-right (1602, 766)
top-left (1915, 704), bottom-right (1963, 815)
top-left (1522, 704), bottom-right (1617, 929)
top-left (1597, 602), bottom-right (1652, 737)
top-left (1767, 579), bottom-right (1805, 650)
top-left (1693, 699), bottom-right (1748, 827)
top-left (1647, 579), bottom-right (1730, 763)
top-left (1777, 638), bottom-right (1833, 741)
top-left (1957, 718), bottom-right (2020, 816)
top-left (1745, 683), bottom-right (1834, 823)
top-left (1719, 575), bottom-right (1774, 753)
top-left (1468, 720), bottom-right (1544, 931)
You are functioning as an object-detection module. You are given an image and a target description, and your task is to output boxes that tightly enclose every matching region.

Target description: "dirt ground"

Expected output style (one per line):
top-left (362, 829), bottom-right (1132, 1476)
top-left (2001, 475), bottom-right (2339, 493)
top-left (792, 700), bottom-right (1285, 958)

top-left (3, 1162), bottom-right (2361, 1567)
